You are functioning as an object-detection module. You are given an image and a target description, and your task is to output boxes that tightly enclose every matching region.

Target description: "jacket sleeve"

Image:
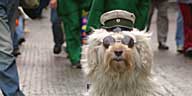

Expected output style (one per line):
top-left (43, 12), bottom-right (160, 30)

top-left (81, 0), bottom-right (93, 11)
top-left (86, 0), bottom-right (104, 33)
top-left (134, 0), bottom-right (151, 30)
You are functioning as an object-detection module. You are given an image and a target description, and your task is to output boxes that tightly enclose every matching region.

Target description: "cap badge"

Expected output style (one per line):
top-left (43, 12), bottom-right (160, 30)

top-left (116, 19), bottom-right (120, 23)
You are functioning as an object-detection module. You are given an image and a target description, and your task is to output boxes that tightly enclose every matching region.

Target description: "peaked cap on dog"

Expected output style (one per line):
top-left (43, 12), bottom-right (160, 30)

top-left (100, 10), bottom-right (136, 30)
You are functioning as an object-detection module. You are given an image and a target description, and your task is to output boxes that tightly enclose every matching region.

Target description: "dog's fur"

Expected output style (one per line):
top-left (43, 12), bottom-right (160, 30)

top-left (82, 28), bottom-right (154, 96)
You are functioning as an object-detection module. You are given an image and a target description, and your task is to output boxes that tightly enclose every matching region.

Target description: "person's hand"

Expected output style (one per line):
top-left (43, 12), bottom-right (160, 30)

top-left (49, 0), bottom-right (57, 9)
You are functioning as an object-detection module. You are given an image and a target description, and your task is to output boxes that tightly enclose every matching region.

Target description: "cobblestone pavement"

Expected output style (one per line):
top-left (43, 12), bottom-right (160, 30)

top-left (150, 6), bottom-right (192, 96)
top-left (1, 5), bottom-right (192, 96)
top-left (16, 11), bottom-right (87, 96)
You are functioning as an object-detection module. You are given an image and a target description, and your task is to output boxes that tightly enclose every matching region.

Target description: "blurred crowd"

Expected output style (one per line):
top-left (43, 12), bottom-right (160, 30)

top-left (0, 0), bottom-right (192, 95)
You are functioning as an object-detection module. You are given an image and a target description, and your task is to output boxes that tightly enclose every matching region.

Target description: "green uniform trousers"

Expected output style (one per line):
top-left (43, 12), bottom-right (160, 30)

top-left (61, 11), bottom-right (82, 64)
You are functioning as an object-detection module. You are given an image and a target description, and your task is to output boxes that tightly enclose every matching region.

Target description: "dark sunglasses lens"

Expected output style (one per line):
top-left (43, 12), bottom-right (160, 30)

top-left (122, 36), bottom-right (134, 48)
top-left (103, 36), bottom-right (115, 48)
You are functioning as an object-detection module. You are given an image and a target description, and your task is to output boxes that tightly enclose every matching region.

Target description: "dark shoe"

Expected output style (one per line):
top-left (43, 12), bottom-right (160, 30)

top-left (16, 90), bottom-right (25, 96)
top-left (87, 84), bottom-right (91, 90)
top-left (18, 38), bottom-right (26, 45)
top-left (53, 45), bottom-right (62, 54)
top-left (71, 62), bottom-right (82, 69)
top-left (158, 42), bottom-right (169, 50)
top-left (177, 45), bottom-right (183, 53)
top-left (184, 48), bottom-right (192, 57)
top-left (12, 48), bottom-right (21, 57)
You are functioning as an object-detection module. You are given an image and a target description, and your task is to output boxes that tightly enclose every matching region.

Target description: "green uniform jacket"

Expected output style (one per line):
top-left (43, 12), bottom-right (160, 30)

top-left (86, 0), bottom-right (150, 32)
top-left (57, 0), bottom-right (92, 16)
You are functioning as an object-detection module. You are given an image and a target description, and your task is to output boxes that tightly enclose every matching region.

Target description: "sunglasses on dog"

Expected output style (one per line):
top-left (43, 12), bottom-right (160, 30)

top-left (103, 35), bottom-right (134, 48)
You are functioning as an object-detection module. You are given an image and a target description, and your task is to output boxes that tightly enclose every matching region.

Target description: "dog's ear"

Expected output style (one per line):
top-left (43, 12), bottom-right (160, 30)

top-left (82, 44), bottom-right (99, 77)
top-left (134, 35), bottom-right (153, 77)
top-left (133, 30), bottom-right (153, 72)
top-left (82, 30), bottom-right (103, 77)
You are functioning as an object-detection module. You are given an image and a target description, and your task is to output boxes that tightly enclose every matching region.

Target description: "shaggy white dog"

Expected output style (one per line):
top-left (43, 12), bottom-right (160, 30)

top-left (82, 28), bottom-right (155, 96)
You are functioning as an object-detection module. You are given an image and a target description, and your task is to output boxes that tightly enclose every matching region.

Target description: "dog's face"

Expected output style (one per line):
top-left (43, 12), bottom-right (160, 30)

top-left (102, 33), bottom-right (135, 73)
top-left (85, 29), bottom-right (153, 96)
top-left (86, 29), bottom-right (152, 77)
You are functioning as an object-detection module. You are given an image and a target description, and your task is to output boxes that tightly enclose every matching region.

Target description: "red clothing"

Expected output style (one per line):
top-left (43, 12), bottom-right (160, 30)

top-left (179, 3), bottom-right (192, 52)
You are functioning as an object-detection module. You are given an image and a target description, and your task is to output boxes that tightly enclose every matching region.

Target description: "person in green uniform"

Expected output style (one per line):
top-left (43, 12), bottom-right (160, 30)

top-left (51, 0), bottom-right (92, 68)
top-left (86, 0), bottom-right (150, 33)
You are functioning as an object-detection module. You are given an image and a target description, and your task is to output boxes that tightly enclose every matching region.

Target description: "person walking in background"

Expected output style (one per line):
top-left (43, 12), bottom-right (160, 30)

top-left (178, 0), bottom-right (192, 57)
top-left (50, 0), bottom-right (64, 54)
top-left (51, 0), bottom-right (92, 68)
top-left (86, 0), bottom-right (150, 33)
top-left (147, 0), bottom-right (169, 50)
top-left (0, 0), bottom-right (25, 95)
top-left (175, 5), bottom-right (184, 53)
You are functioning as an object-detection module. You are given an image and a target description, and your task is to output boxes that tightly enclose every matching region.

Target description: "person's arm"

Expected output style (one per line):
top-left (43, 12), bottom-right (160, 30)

top-left (49, 0), bottom-right (57, 9)
top-left (86, 0), bottom-right (104, 33)
top-left (134, 0), bottom-right (151, 30)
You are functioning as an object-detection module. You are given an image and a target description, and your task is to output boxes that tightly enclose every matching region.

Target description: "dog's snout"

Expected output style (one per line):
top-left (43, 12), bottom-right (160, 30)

top-left (114, 50), bottom-right (123, 57)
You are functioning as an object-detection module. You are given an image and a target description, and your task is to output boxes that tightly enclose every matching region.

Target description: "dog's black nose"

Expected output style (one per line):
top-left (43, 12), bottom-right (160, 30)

top-left (114, 50), bottom-right (123, 57)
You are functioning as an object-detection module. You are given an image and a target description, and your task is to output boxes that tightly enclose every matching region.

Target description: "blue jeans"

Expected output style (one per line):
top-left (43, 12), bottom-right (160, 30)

top-left (13, 30), bottom-right (19, 49)
top-left (51, 8), bottom-right (64, 47)
top-left (175, 9), bottom-right (184, 47)
top-left (13, 16), bottom-right (25, 49)
top-left (0, 0), bottom-right (24, 96)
